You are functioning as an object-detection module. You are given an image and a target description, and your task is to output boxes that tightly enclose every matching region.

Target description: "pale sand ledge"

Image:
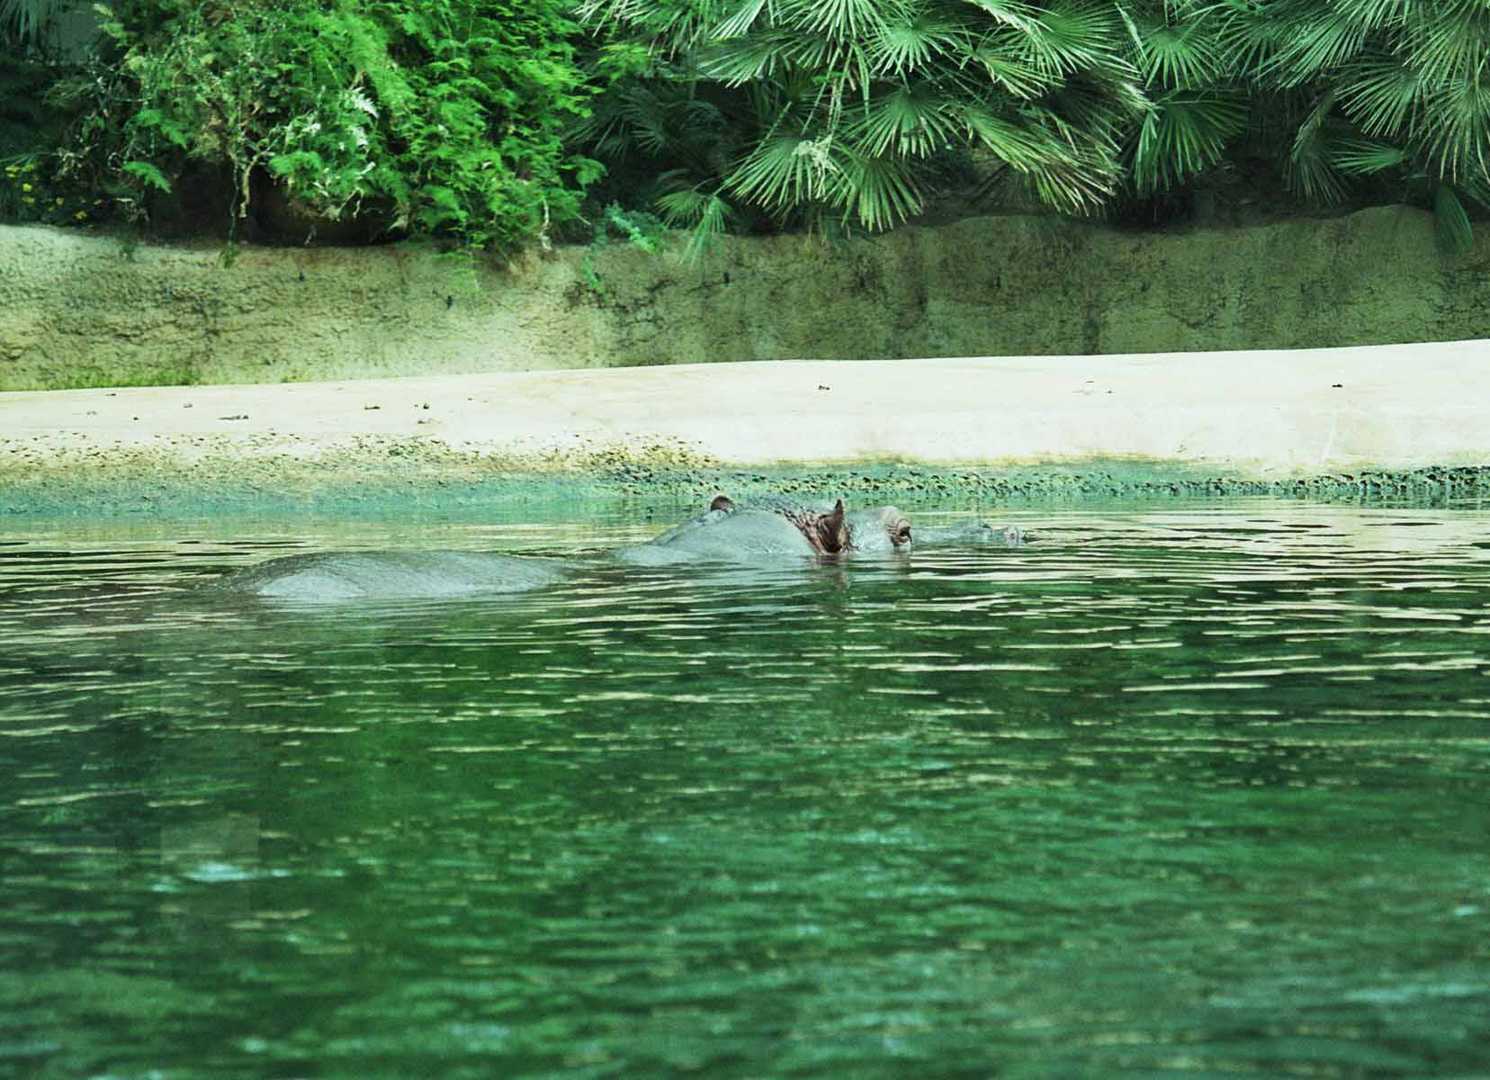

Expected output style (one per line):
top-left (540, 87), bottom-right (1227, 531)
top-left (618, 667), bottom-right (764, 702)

top-left (3, 340), bottom-right (1489, 479)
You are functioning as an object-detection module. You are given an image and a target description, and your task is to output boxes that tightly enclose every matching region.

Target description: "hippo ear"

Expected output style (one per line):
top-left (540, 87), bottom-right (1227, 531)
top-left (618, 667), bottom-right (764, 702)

top-left (816, 499), bottom-right (849, 554)
top-left (710, 494), bottom-right (735, 513)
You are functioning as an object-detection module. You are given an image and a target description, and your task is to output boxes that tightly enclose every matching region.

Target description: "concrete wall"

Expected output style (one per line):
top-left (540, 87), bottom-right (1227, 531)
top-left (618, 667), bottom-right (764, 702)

top-left (2, 205), bottom-right (1488, 391)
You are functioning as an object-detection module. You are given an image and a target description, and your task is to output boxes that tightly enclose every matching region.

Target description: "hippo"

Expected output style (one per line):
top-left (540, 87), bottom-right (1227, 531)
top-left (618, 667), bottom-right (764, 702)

top-left (916, 520), bottom-right (1026, 548)
top-left (207, 550), bottom-right (568, 602)
top-left (613, 496), bottom-right (915, 566)
top-left (615, 496), bottom-right (1025, 565)
top-left (209, 495), bottom-right (1025, 601)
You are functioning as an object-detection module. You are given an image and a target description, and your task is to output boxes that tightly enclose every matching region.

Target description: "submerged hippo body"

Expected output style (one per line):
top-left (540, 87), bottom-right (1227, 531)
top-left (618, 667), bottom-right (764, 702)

top-left (613, 496), bottom-right (914, 566)
top-left (208, 496), bottom-right (1024, 602)
top-left (211, 550), bottom-right (568, 602)
top-left (916, 521), bottom-right (1027, 548)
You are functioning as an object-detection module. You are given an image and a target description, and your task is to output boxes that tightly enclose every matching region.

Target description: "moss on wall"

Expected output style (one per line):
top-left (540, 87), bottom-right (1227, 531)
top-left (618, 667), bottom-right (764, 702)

top-left (2, 205), bottom-right (1487, 391)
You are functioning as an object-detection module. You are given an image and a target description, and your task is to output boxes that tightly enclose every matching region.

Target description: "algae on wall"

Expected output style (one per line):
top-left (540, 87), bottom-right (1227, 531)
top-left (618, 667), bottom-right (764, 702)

top-left (2, 205), bottom-right (1487, 391)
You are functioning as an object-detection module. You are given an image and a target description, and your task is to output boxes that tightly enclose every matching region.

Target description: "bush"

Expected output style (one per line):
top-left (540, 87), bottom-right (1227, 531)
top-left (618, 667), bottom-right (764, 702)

top-left (576, 0), bottom-right (1490, 248)
top-left (56, 0), bottom-right (603, 250)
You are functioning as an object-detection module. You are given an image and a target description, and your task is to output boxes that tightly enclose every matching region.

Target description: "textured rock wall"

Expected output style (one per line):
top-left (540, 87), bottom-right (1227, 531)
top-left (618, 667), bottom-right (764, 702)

top-left (2, 205), bottom-right (1487, 390)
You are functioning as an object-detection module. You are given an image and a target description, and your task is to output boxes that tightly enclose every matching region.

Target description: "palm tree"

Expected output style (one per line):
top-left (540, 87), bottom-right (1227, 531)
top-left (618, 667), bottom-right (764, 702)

top-left (1115, 0), bottom-right (1246, 198)
top-left (581, 0), bottom-right (1490, 251)
top-left (1209, 0), bottom-right (1490, 250)
top-left (1, 0), bottom-right (71, 46)
top-left (578, 0), bottom-right (1153, 250)
top-left (1, 0), bottom-right (75, 170)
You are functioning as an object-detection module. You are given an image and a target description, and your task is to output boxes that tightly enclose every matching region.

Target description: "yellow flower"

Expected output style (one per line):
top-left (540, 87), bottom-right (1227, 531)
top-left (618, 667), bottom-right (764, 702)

top-left (54, 197), bottom-right (64, 206)
top-left (74, 210), bottom-right (89, 221)
top-left (22, 196), bottom-right (35, 205)
top-left (21, 182), bottom-right (32, 192)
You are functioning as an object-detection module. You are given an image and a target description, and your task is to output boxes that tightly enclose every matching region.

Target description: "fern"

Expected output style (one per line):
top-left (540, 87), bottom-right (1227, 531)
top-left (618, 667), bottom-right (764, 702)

top-left (51, 0), bottom-right (600, 250)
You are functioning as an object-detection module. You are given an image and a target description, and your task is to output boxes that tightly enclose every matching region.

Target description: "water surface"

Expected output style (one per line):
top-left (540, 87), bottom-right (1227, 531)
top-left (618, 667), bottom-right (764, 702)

top-left (3, 502), bottom-right (1489, 1077)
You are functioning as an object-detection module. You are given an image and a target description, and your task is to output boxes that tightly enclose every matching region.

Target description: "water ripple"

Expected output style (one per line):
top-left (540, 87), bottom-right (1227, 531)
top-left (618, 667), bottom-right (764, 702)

top-left (4, 503), bottom-right (1490, 1076)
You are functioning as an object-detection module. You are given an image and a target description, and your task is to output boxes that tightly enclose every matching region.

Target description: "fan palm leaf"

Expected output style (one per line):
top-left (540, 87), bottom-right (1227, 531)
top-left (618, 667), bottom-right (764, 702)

top-left (1208, 2), bottom-right (1287, 77)
top-left (1329, 137), bottom-right (1408, 176)
top-left (966, 37), bottom-right (1060, 98)
top-left (654, 180), bottom-right (735, 259)
top-left (960, 0), bottom-right (1040, 35)
top-left (1131, 89), bottom-right (1246, 191)
top-left (727, 132), bottom-right (837, 207)
top-left (1286, 91), bottom-right (1349, 203)
top-left (852, 82), bottom-right (962, 155)
top-left (828, 148), bottom-right (924, 227)
top-left (1433, 181), bottom-right (1473, 254)
top-left (780, 0), bottom-right (903, 39)
top-left (1117, 5), bottom-right (1223, 89)
top-left (0, 0), bottom-right (67, 44)
top-left (1022, 2), bottom-right (1124, 77)
top-left (1266, 6), bottom-right (1371, 86)
top-left (1407, 3), bottom-right (1490, 83)
top-left (1336, 53), bottom-right (1428, 137)
top-left (1419, 77), bottom-right (1490, 182)
top-left (703, 29), bottom-right (798, 83)
top-left (712, 0), bottom-right (772, 39)
top-left (870, 9), bottom-right (970, 74)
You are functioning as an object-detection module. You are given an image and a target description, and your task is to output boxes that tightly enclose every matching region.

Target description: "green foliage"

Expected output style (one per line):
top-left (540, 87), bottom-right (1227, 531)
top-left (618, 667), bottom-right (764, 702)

top-left (578, 0), bottom-right (1489, 251)
top-left (54, 0), bottom-right (602, 250)
top-left (577, 0), bottom-right (1151, 251)
top-left (578, 202), bottom-right (664, 294)
top-left (0, 0), bottom-right (69, 44)
top-left (1, 6), bottom-right (97, 226)
top-left (1175, 0), bottom-right (1490, 240)
top-left (1, 149), bottom-right (102, 224)
top-left (7, 0), bottom-right (1487, 254)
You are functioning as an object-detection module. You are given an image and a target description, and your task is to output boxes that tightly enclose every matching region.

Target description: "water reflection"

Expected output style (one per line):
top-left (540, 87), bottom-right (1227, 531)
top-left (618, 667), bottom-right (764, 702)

top-left (2, 502), bottom-right (1490, 1076)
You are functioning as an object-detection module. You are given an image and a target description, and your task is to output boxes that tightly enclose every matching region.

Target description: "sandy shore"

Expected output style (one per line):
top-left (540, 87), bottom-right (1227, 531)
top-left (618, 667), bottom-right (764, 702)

top-left (4, 340), bottom-right (1489, 478)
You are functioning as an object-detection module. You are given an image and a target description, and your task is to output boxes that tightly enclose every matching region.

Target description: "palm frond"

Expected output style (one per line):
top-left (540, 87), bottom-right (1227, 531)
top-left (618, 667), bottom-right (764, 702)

top-left (1022, 2), bottom-right (1123, 78)
top-left (828, 149), bottom-right (924, 229)
top-left (654, 181), bottom-right (735, 260)
top-left (1329, 137), bottom-right (1408, 175)
top-left (1458, 173), bottom-right (1490, 212)
top-left (1433, 181), bottom-right (1473, 254)
top-left (961, 105), bottom-right (1069, 172)
top-left (1334, 0), bottom-right (1414, 34)
top-left (869, 10), bottom-right (968, 76)
top-left (1336, 54), bottom-right (1427, 138)
top-left (0, 0), bottom-right (67, 44)
top-left (703, 32), bottom-right (789, 85)
top-left (1419, 77), bottom-right (1490, 183)
top-left (726, 132), bottom-right (835, 209)
top-left (1208, 1), bottom-right (1288, 78)
top-left (1118, 5), bottom-right (1222, 89)
top-left (966, 36), bottom-right (1061, 99)
top-left (1266, 5), bottom-right (1371, 86)
top-left (852, 83), bottom-right (960, 157)
top-left (1286, 92), bottom-right (1349, 203)
top-left (1406, 4), bottom-right (1490, 84)
top-left (778, 0), bottom-right (900, 40)
top-left (1131, 90), bottom-right (1246, 191)
top-left (968, 102), bottom-right (1119, 209)
top-left (960, 0), bottom-right (1039, 34)
top-left (711, 0), bottom-right (772, 40)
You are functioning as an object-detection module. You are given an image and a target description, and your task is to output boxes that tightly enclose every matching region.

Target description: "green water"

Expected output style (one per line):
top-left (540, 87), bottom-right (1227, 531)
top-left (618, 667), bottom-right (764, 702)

top-left (3, 501), bottom-right (1489, 1077)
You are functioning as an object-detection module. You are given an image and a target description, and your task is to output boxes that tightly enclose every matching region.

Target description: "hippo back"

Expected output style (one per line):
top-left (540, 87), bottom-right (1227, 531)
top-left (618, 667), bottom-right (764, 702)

top-left (614, 508), bottom-right (818, 565)
top-left (210, 551), bottom-right (567, 602)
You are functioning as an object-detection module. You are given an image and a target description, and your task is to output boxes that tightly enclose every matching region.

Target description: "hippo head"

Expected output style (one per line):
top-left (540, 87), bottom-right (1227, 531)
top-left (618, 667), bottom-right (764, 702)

top-left (710, 495), bottom-right (912, 555)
